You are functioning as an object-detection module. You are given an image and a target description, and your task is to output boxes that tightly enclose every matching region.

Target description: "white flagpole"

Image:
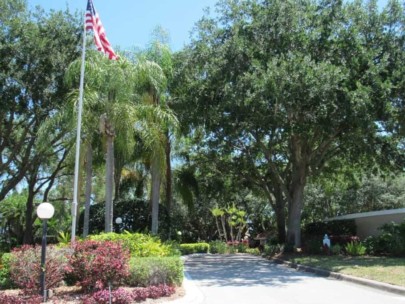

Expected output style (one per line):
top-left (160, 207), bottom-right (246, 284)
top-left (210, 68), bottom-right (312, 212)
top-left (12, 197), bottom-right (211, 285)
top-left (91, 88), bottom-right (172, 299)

top-left (71, 22), bottom-right (87, 243)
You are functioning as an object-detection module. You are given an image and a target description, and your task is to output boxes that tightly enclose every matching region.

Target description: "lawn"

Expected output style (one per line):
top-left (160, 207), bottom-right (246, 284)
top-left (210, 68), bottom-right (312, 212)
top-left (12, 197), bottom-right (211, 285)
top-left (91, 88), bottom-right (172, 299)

top-left (280, 254), bottom-right (405, 287)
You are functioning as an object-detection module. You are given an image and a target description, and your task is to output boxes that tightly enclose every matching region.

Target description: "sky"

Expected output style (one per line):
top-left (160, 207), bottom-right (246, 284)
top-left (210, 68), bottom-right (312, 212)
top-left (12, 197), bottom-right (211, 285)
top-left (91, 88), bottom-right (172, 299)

top-left (27, 0), bottom-right (219, 52)
top-left (26, 0), bottom-right (389, 53)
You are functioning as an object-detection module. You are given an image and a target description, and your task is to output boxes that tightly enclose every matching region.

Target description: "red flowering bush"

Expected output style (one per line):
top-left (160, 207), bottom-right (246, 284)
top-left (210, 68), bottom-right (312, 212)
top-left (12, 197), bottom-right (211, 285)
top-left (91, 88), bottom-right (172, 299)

top-left (66, 240), bottom-right (130, 291)
top-left (83, 285), bottom-right (175, 303)
top-left (83, 288), bottom-right (134, 304)
top-left (0, 292), bottom-right (42, 303)
top-left (9, 245), bottom-right (68, 294)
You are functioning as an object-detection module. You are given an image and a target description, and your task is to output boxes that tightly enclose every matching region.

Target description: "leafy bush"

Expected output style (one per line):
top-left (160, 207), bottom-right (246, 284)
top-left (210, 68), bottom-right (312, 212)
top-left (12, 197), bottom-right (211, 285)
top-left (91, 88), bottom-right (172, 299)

top-left (245, 248), bottom-right (261, 255)
top-left (360, 222), bottom-right (405, 256)
top-left (263, 244), bottom-right (284, 257)
top-left (90, 232), bottom-right (174, 257)
top-left (128, 257), bottom-right (183, 287)
top-left (0, 293), bottom-right (42, 304)
top-left (84, 288), bottom-right (134, 304)
top-left (9, 245), bottom-right (67, 294)
top-left (330, 235), bottom-right (360, 247)
top-left (304, 239), bottom-right (322, 254)
top-left (83, 285), bottom-right (176, 304)
top-left (0, 253), bottom-right (15, 289)
top-left (66, 240), bottom-right (130, 291)
top-left (345, 241), bottom-right (366, 256)
top-left (179, 243), bottom-right (209, 255)
top-left (209, 241), bottom-right (227, 254)
top-left (331, 244), bottom-right (342, 255)
top-left (303, 220), bottom-right (356, 237)
top-left (227, 240), bottom-right (249, 253)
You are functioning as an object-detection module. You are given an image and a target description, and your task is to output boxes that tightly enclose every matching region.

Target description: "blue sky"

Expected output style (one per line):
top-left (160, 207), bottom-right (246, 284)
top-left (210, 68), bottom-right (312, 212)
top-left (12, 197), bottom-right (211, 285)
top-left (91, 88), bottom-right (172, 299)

top-left (27, 0), bottom-right (218, 51)
top-left (27, 0), bottom-right (389, 52)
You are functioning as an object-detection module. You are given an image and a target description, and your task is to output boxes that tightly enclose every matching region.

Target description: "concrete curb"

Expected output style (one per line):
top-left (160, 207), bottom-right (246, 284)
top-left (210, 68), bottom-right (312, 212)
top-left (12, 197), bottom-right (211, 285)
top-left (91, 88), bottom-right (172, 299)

top-left (272, 258), bottom-right (405, 296)
top-left (169, 255), bottom-right (205, 304)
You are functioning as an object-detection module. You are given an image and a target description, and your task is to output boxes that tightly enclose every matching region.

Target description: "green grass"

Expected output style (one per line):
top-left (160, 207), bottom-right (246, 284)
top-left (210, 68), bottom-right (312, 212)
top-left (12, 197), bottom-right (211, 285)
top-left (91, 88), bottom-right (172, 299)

top-left (283, 254), bottom-right (405, 287)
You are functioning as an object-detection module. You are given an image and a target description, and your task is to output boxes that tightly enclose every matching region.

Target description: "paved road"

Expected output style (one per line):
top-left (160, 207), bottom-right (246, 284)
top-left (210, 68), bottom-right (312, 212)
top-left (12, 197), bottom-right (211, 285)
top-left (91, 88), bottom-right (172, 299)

top-left (174, 254), bottom-right (405, 304)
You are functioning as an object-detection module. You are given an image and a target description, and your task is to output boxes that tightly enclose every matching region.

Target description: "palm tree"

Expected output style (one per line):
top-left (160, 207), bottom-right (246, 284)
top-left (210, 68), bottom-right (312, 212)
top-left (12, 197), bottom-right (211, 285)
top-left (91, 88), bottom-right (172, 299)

top-left (133, 55), bottom-right (178, 235)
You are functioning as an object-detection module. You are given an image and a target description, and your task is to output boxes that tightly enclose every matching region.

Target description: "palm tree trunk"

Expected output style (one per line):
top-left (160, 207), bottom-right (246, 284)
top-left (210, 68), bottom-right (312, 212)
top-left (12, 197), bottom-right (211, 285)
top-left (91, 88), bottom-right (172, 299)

top-left (83, 142), bottom-right (93, 238)
top-left (114, 157), bottom-right (124, 201)
top-left (151, 157), bottom-right (161, 235)
top-left (165, 132), bottom-right (172, 236)
top-left (105, 133), bottom-right (115, 233)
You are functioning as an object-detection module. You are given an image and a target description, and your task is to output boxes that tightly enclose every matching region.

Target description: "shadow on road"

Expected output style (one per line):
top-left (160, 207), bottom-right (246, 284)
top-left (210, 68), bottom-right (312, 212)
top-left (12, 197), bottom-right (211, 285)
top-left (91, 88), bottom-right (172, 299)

top-left (185, 254), bottom-right (316, 288)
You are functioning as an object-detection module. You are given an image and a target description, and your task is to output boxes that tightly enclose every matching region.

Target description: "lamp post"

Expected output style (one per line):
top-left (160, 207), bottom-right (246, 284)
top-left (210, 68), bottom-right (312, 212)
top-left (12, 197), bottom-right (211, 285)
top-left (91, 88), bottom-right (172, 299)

top-left (115, 217), bottom-right (122, 233)
top-left (37, 202), bottom-right (55, 302)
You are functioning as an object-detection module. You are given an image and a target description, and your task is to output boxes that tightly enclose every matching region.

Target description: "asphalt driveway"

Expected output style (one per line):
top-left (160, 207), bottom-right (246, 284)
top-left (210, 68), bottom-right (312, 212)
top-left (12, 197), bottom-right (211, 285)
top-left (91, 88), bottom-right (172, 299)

top-left (172, 254), bottom-right (405, 304)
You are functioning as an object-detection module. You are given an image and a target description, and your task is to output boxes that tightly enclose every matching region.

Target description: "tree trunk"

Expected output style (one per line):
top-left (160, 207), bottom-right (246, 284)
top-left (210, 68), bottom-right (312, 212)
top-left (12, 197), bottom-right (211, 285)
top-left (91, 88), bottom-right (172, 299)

top-left (114, 156), bottom-right (124, 201)
top-left (105, 134), bottom-right (114, 233)
top-left (165, 132), bottom-right (172, 237)
top-left (23, 180), bottom-right (36, 244)
top-left (286, 163), bottom-right (307, 248)
top-left (274, 187), bottom-right (286, 244)
top-left (83, 142), bottom-right (93, 238)
top-left (151, 157), bottom-right (161, 235)
top-left (220, 215), bottom-right (228, 242)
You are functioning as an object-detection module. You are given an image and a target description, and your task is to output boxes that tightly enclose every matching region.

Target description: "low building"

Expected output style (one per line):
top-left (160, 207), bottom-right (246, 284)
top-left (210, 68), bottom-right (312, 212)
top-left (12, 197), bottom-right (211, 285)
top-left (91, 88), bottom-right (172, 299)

top-left (325, 208), bottom-right (405, 239)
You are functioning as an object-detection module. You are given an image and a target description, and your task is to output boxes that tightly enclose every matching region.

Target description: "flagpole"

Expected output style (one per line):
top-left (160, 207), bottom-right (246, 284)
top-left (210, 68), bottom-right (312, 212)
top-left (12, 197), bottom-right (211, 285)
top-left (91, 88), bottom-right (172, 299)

top-left (71, 22), bottom-right (87, 243)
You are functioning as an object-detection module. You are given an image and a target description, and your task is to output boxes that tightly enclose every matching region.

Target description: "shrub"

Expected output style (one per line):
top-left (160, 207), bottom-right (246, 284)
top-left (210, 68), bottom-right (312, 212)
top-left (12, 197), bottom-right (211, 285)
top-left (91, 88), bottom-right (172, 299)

top-left (263, 244), bottom-right (284, 257)
top-left (0, 293), bottom-right (42, 304)
top-left (331, 244), bottom-right (342, 255)
top-left (304, 239), bottom-right (322, 254)
top-left (303, 220), bottom-right (356, 237)
top-left (209, 241), bottom-right (227, 254)
top-left (179, 243), bottom-right (209, 255)
top-left (345, 241), bottom-right (366, 256)
top-left (66, 240), bottom-right (130, 291)
top-left (9, 245), bottom-right (67, 294)
top-left (90, 232), bottom-right (174, 257)
top-left (0, 253), bottom-right (15, 289)
top-left (128, 257), bottom-right (183, 287)
top-left (84, 285), bottom-right (176, 304)
top-left (84, 288), bottom-right (134, 304)
top-left (330, 235), bottom-right (360, 247)
top-left (245, 248), bottom-right (261, 255)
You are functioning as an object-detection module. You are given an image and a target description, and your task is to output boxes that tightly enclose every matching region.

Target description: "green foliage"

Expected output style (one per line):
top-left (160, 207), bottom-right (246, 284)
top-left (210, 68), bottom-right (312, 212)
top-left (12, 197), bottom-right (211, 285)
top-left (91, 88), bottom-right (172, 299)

top-left (303, 220), bottom-right (357, 238)
top-left (245, 248), bottom-right (261, 256)
top-left (128, 257), bottom-right (183, 287)
top-left (0, 253), bottom-right (15, 290)
top-left (211, 205), bottom-right (247, 242)
top-left (303, 175), bottom-right (405, 225)
top-left (173, 0), bottom-right (405, 248)
top-left (56, 231), bottom-right (71, 245)
top-left (263, 244), bottom-right (284, 257)
top-left (89, 232), bottom-right (175, 257)
top-left (304, 239), bottom-right (322, 255)
top-left (345, 242), bottom-right (367, 256)
top-left (179, 243), bottom-right (210, 255)
top-left (331, 244), bottom-right (342, 255)
top-left (363, 221), bottom-right (405, 256)
top-left (209, 241), bottom-right (227, 254)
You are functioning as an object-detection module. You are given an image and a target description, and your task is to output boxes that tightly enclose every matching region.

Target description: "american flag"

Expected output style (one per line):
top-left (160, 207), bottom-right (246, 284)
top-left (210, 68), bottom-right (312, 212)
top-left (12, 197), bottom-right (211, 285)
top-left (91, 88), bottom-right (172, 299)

top-left (85, 0), bottom-right (118, 60)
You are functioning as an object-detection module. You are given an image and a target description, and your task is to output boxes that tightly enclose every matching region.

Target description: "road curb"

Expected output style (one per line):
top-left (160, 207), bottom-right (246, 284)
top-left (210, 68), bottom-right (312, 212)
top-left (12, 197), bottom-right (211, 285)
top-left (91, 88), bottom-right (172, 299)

top-left (271, 258), bottom-right (405, 296)
top-left (169, 256), bottom-right (205, 304)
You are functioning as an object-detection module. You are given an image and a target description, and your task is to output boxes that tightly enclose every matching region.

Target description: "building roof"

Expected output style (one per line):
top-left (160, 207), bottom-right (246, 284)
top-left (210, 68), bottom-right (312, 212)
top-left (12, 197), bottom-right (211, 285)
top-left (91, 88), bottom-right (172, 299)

top-left (324, 208), bottom-right (405, 221)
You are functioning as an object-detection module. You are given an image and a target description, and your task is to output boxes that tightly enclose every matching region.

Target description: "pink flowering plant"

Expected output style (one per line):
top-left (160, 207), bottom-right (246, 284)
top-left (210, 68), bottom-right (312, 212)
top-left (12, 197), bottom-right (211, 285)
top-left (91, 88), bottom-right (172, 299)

top-left (65, 240), bottom-right (130, 291)
top-left (9, 245), bottom-right (67, 295)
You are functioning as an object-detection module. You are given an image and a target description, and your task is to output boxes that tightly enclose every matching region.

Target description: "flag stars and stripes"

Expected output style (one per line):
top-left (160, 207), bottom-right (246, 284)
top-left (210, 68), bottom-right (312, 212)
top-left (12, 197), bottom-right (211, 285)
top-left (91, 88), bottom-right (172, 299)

top-left (85, 0), bottom-right (118, 60)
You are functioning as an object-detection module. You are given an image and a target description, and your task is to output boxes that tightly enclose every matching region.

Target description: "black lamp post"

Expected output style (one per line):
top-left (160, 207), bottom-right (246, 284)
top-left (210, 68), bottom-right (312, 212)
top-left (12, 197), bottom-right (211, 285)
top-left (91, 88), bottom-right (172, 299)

top-left (36, 202), bottom-right (55, 302)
